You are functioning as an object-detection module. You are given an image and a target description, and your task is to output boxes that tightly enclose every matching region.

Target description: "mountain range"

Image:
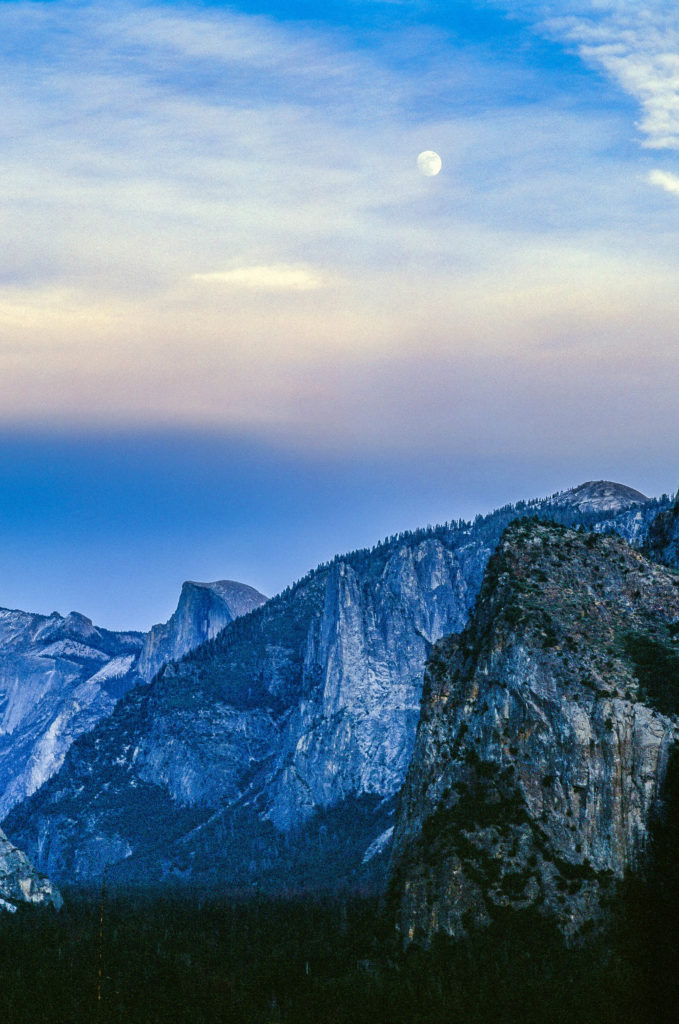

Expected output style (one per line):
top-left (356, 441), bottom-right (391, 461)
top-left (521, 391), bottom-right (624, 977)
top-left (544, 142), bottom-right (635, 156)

top-left (3, 480), bottom-right (673, 908)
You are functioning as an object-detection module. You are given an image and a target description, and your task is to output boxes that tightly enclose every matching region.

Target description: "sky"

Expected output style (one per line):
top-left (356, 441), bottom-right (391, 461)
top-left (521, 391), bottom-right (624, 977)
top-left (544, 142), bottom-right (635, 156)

top-left (1, 0), bottom-right (679, 629)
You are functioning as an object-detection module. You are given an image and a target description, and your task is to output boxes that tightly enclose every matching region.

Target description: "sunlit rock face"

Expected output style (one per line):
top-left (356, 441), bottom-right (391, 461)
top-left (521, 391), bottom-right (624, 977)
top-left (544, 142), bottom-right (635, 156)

top-left (390, 521), bottom-right (679, 945)
top-left (137, 580), bottom-right (267, 684)
top-left (265, 542), bottom-right (473, 830)
top-left (0, 580), bottom-right (265, 823)
top-left (5, 484), bottom-right (671, 890)
top-left (0, 827), bottom-right (62, 913)
top-left (0, 608), bottom-right (143, 820)
top-left (545, 480), bottom-right (650, 514)
top-left (6, 535), bottom-right (480, 883)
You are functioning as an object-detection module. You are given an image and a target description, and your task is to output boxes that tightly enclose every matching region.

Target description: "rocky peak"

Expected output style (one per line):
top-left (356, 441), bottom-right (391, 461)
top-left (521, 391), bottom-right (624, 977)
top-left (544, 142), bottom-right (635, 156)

top-left (549, 480), bottom-right (650, 513)
top-left (137, 579), bottom-right (267, 683)
top-left (32, 609), bottom-right (98, 644)
top-left (390, 519), bottom-right (679, 945)
top-left (193, 580), bottom-right (269, 619)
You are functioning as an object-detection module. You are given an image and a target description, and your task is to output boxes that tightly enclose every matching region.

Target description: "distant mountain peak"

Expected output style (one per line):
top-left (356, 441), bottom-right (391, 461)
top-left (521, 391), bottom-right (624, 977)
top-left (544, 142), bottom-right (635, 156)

top-left (550, 480), bottom-right (650, 513)
top-left (180, 580), bottom-right (267, 619)
top-left (0, 576), bottom-right (266, 822)
top-left (137, 578), bottom-right (267, 683)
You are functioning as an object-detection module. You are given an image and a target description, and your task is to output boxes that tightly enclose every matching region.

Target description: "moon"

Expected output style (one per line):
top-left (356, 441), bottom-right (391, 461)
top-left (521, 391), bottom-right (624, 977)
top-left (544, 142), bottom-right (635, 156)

top-left (417, 150), bottom-right (442, 177)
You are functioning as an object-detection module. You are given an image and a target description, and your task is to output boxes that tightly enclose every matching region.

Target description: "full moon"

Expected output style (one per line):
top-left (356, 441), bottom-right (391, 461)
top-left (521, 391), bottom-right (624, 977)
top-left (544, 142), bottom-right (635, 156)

top-left (417, 150), bottom-right (442, 176)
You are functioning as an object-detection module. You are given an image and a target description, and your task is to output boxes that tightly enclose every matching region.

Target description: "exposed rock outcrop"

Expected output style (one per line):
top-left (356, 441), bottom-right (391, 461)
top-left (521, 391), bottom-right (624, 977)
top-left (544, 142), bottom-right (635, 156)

top-left (645, 492), bottom-right (679, 570)
top-left (546, 480), bottom-right (650, 513)
top-left (0, 608), bottom-right (143, 820)
top-left (0, 827), bottom-right (61, 913)
top-left (390, 520), bottom-right (679, 945)
top-left (0, 579), bottom-right (264, 823)
top-left (137, 580), bottom-right (266, 683)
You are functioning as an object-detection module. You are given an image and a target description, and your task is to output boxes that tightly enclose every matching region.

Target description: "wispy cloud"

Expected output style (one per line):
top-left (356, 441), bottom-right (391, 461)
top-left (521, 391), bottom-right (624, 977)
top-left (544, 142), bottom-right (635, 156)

top-left (191, 265), bottom-right (332, 291)
top-left (545, 16), bottom-right (679, 151)
top-left (496, 2), bottom-right (679, 150)
top-left (647, 168), bottom-right (679, 195)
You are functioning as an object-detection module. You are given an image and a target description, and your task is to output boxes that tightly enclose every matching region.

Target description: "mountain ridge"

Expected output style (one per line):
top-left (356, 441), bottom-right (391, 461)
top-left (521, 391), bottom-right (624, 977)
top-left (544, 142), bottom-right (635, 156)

top-left (5, 481), bottom-right (671, 889)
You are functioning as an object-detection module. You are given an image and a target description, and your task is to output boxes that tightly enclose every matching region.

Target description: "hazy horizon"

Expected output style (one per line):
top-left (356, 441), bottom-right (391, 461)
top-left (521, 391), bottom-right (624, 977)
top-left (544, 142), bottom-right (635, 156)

top-left (1, 426), bottom-right (674, 631)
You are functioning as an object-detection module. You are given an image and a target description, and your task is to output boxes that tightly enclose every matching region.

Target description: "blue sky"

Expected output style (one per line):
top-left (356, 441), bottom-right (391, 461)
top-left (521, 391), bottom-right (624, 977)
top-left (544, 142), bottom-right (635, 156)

top-left (1, 0), bottom-right (679, 628)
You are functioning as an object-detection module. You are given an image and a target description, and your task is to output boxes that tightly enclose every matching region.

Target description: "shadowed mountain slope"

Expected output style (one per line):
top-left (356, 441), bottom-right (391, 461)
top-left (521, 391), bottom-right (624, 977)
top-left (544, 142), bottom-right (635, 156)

top-left (645, 491), bottom-right (679, 570)
top-left (390, 519), bottom-right (679, 944)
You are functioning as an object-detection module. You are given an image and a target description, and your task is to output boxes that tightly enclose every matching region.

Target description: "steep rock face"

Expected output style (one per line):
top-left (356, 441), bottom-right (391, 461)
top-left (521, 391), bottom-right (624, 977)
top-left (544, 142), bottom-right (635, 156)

top-left (137, 580), bottom-right (267, 683)
top-left (6, 536), bottom-right (480, 882)
top-left (5, 486), bottom-right (671, 887)
top-left (0, 579), bottom-right (263, 822)
top-left (645, 494), bottom-right (679, 570)
top-left (0, 827), bottom-right (62, 913)
top-left (390, 521), bottom-right (679, 945)
top-left (266, 541), bottom-right (474, 829)
top-left (0, 608), bottom-right (143, 820)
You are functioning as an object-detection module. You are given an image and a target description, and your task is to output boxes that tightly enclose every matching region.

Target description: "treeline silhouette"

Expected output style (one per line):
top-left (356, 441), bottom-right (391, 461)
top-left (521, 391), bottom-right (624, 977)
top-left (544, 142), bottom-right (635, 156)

top-left (0, 875), bottom-right (674, 1024)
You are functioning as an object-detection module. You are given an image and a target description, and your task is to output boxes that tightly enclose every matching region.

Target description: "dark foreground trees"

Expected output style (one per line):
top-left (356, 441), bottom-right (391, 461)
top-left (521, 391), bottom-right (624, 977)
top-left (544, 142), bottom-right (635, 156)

top-left (0, 881), bottom-right (669, 1024)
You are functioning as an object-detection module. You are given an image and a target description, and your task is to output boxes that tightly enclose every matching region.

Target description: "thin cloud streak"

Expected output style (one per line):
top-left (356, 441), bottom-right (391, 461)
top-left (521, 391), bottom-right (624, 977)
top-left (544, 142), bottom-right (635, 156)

top-left (191, 265), bottom-right (332, 290)
top-left (2, 242), bottom-right (678, 457)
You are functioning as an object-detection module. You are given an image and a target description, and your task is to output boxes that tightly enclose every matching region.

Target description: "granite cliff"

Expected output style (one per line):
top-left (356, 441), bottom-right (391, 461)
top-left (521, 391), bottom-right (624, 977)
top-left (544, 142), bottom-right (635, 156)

top-left (645, 493), bottom-right (679, 570)
top-left (137, 580), bottom-right (266, 683)
top-left (0, 608), bottom-right (143, 821)
top-left (0, 827), bottom-right (61, 913)
top-left (0, 580), bottom-right (265, 823)
top-left (390, 519), bottom-right (679, 944)
top-left (4, 483), bottom-right (670, 889)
